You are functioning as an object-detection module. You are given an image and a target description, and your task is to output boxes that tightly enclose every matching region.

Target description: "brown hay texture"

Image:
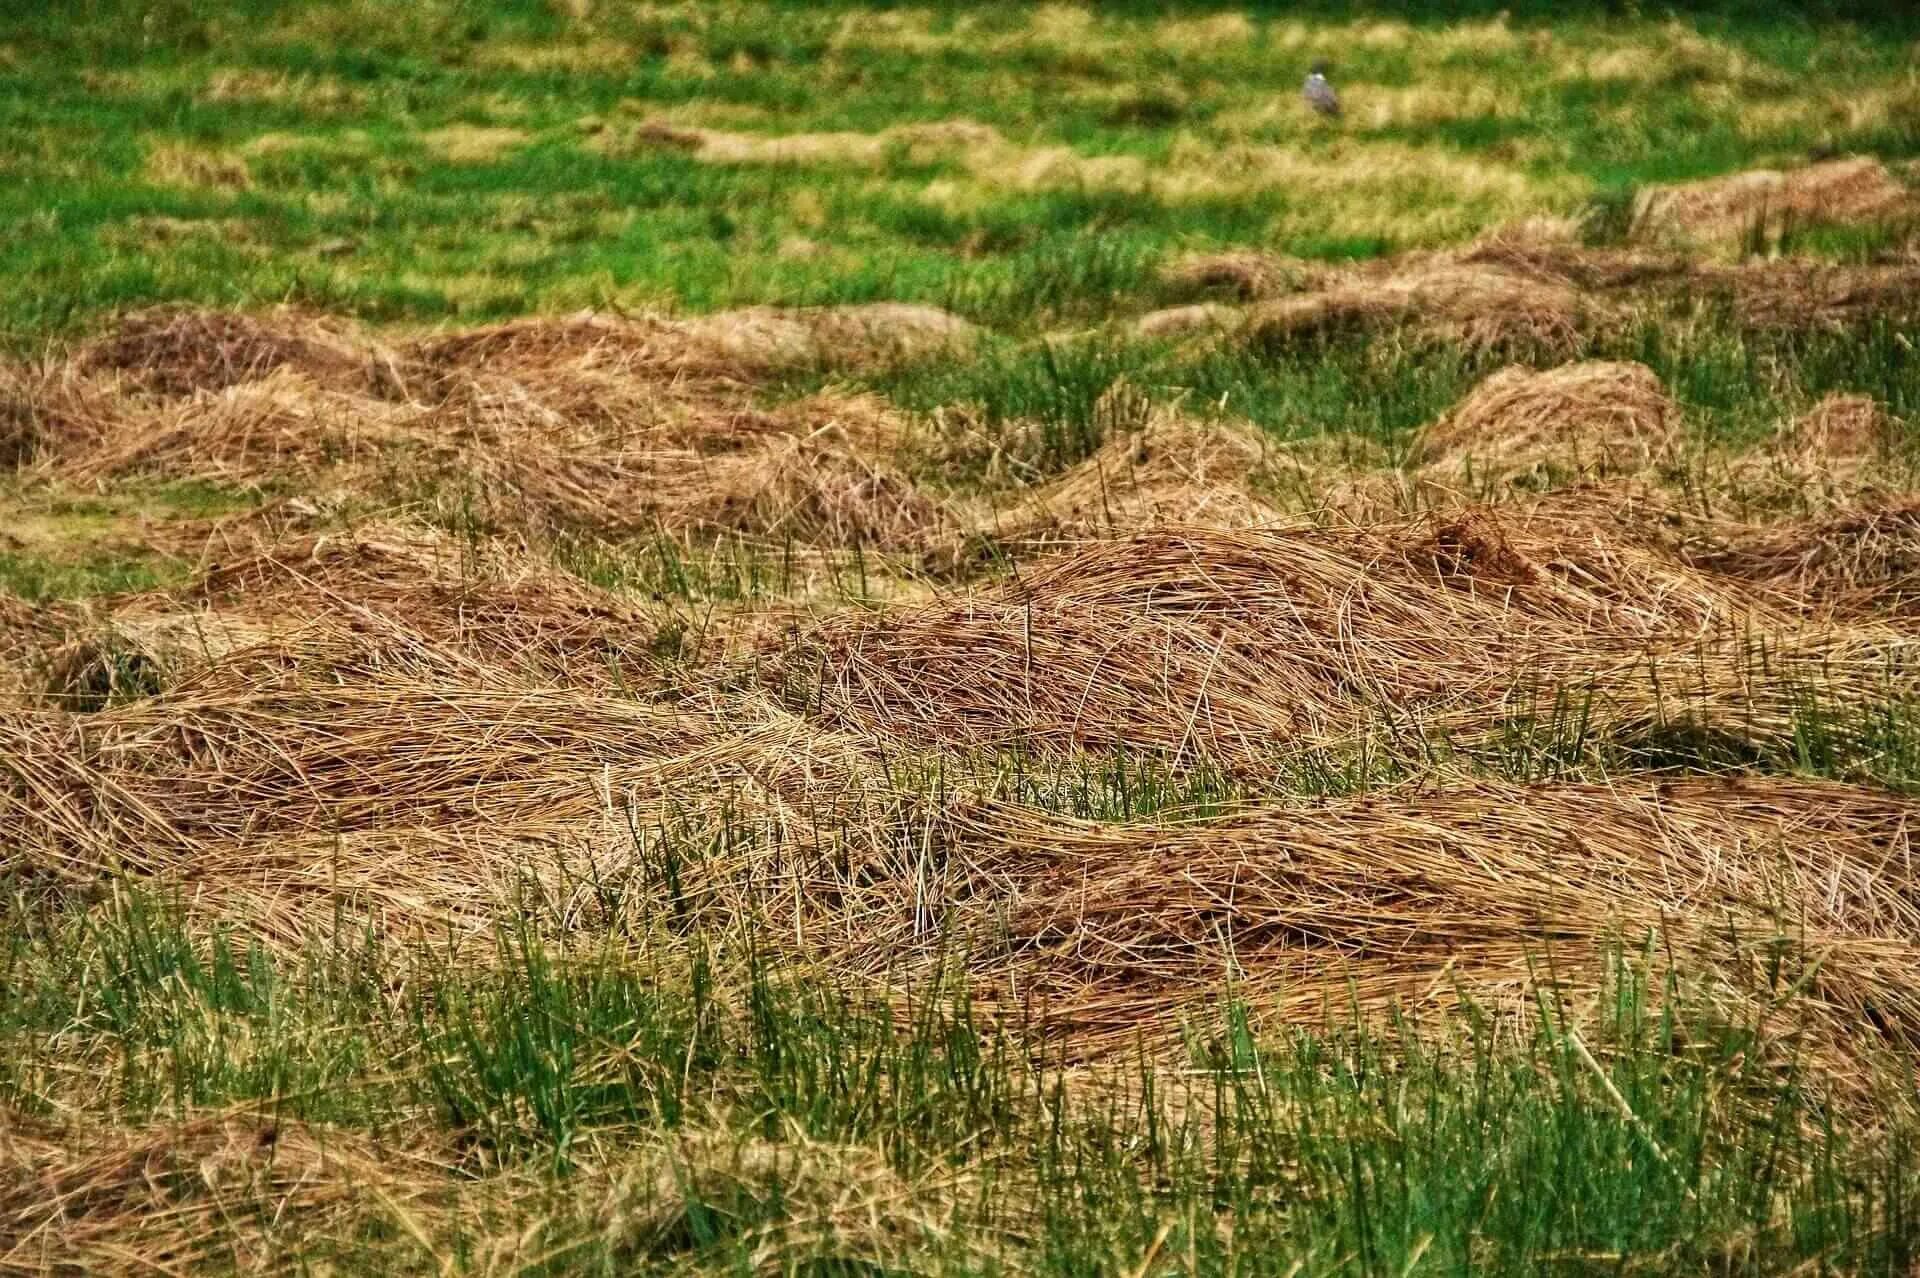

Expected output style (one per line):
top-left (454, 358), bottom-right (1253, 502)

top-left (74, 306), bottom-right (382, 398)
top-left (0, 1107), bottom-right (449, 1275)
top-left (1240, 260), bottom-right (1598, 357)
top-left (997, 412), bottom-right (1280, 546)
top-left (1412, 360), bottom-right (1683, 485)
top-left (773, 512), bottom-right (1863, 771)
top-left (1635, 156), bottom-right (1915, 250)
top-left (919, 778), bottom-right (1920, 1058)
top-left (1682, 497), bottom-right (1920, 622)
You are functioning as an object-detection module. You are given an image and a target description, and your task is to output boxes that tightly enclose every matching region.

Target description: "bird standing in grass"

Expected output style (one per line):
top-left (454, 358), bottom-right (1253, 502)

top-left (1303, 61), bottom-right (1341, 118)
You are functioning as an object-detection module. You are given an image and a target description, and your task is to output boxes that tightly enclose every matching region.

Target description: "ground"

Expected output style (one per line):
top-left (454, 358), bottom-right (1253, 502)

top-left (6, 2), bottom-right (1920, 1274)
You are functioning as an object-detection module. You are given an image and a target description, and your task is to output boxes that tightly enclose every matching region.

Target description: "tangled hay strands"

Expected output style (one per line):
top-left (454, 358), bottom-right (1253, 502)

top-left (402, 303), bottom-right (976, 389)
top-left (1411, 360), bottom-right (1683, 486)
top-left (1634, 156), bottom-right (1915, 252)
top-left (776, 513), bottom-right (1913, 771)
top-left (54, 368), bottom-right (416, 485)
top-left (1682, 497), bottom-right (1920, 623)
top-left (29, 524), bottom-right (669, 706)
top-left (993, 412), bottom-right (1283, 548)
top-left (1698, 259), bottom-right (1920, 332)
top-left (0, 1106), bottom-right (450, 1276)
top-left (1785, 391), bottom-right (1905, 461)
top-left (0, 359), bottom-right (128, 467)
top-left (1239, 260), bottom-right (1599, 358)
top-left (921, 777), bottom-right (1920, 1060)
top-left (72, 305), bottom-right (389, 399)
top-left (0, 667), bottom-right (889, 900)
top-left (1159, 250), bottom-right (1316, 302)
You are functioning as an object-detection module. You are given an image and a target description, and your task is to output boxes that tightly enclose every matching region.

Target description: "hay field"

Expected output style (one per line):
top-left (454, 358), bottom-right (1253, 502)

top-left (7, 1), bottom-right (1920, 1273)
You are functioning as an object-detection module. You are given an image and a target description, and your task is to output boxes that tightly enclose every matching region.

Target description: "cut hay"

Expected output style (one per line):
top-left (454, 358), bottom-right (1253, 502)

top-left (773, 513), bottom-right (1823, 771)
top-left (997, 412), bottom-right (1280, 546)
top-left (75, 306), bottom-right (380, 398)
top-left (0, 1107), bottom-right (449, 1275)
top-left (1705, 260), bottom-right (1920, 331)
top-left (1131, 303), bottom-right (1245, 340)
top-left (1788, 392), bottom-right (1902, 459)
top-left (1159, 250), bottom-right (1307, 301)
top-left (1411, 360), bottom-right (1682, 485)
top-left (56, 367), bottom-right (414, 484)
top-left (1682, 497), bottom-right (1920, 622)
top-left (1636, 156), bottom-right (1915, 250)
top-left (921, 778), bottom-right (1920, 1060)
top-left (1241, 260), bottom-right (1596, 357)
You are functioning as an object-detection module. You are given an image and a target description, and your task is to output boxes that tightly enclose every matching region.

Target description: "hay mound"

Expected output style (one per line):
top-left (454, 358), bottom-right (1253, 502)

top-left (1707, 261), bottom-right (1920, 331)
top-left (774, 513), bottom-right (1789, 769)
top-left (931, 778), bottom-right (1920, 1056)
top-left (1789, 392), bottom-right (1901, 458)
top-left (1636, 157), bottom-right (1914, 249)
top-left (1242, 261), bottom-right (1594, 357)
top-left (1683, 498), bottom-right (1920, 621)
top-left (1412, 360), bottom-right (1681, 483)
top-left (58, 367), bottom-right (414, 484)
top-left (75, 306), bottom-right (377, 397)
top-left (676, 303), bottom-right (978, 373)
top-left (630, 118), bottom-right (1005, 169)
top-left (1131, 303), bottom-right (1244, 340)
top-left (1160, 250), bottom-right (1306, 300)
top-left (1003, 413), bottom-right (1279, 544)
top-left (0, 1109), bottom-right (446, 1275)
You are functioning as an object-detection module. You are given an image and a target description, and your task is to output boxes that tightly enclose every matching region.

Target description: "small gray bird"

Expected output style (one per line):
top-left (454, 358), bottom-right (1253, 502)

top-left (1303, 61), bottom-right (1341, 118)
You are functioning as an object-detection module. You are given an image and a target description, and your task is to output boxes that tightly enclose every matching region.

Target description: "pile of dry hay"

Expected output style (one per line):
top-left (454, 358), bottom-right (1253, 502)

top-left (24, 307), bottom-right (976, 554)
top-left (1411, 360), bottom-right (1683, 487)
top-left (771, 510), bottom-right (1888, 771)
top-left (913, 777), bottom-right (1920, 1065)
top-left (1634, 156), bottom-right (1915, 252)
top-left (26, 523), bottom-right (674, 708)
top-left (0, 1107), bottom-right (452, 1276)
top-left (1681, 496), bottom-right (1920, 622)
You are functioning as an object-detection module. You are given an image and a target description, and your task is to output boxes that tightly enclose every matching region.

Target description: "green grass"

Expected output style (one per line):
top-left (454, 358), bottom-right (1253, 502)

top-left (3, 886), bottom-right (1915, 1274)
top-left (4, 0), bottom-right (1919, 347)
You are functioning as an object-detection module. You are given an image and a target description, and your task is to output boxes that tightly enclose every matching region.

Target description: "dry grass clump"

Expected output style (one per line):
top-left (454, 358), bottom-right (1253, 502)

top-left (75, 306), bottom-right (380, 398)
top-left (998, 412), bottom-right (1279, 546)
top-left (30, 523), bottom-right (660, 702)
top-left (1681, 498), bottom-right (1920, 622)
top-left (1635, 157), bottom-right (1915, 250)
top-left (1411, 360), bottom-right (1683, 485)
top-left (1240, 260), bottom-right (1597, 357)
top-left (1704, 260), bottom-right (1920, 331)
top-left (0, 1107), bottom-right (448, 1275)
top-left (1160, 250), bottom-right (1310, 301)
top-left (57, 367), bottom-right (414, 485)
top-left (774, 512), bottom-right (1792, 769)
top-left (1788, 392), bottom-right (1902, 459)
top-left (0, 657), bottom-right (893, 945)
top-left (629, 117), bottom-right (1005, 169)
top-left (927, 778), bottom-right (1920, 1058)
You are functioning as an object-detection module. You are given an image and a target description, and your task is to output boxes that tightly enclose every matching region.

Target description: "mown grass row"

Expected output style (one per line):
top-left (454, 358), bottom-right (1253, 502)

top-left (2, 884), bottom-right (1916, 1274)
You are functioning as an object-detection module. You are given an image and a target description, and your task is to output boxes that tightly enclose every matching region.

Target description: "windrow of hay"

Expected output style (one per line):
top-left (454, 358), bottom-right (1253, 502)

top-left (1634, 156), bottom-right (1916, 252)
top-left (1411, 360), bottom-right (1683, 487)
top-left (73, 306), bottom-right (384, 398)
top-left (913, 778), bottom-right (1920, 1062)
top-left (38, 310), bottom-right (974, 553)
top-left (1237, 259), bottom-right (1600, 357)
top-left (1681, 497), bottom-right (1920, 622)
top-left (0, 658), bottom-right (897, 946)
top-left (993, 410), bottom-right (1281, 547)
top-left (771, 513), bottom-right (1867, 771)
top-left (0, 1107), bottom-right (453, 1276)
top-left (28, 523), bottom-right (672, 707)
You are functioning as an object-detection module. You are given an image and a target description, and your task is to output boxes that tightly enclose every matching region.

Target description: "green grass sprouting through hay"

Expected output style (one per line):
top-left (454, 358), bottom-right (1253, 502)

top-left (2, 887), bottom-right (1917, 1275)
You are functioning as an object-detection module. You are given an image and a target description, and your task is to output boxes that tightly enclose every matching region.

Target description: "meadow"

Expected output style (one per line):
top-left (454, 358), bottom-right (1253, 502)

top-left (6, 1), bottom-right (1920, 1273)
